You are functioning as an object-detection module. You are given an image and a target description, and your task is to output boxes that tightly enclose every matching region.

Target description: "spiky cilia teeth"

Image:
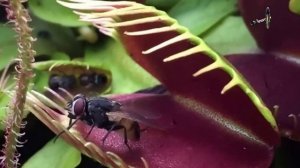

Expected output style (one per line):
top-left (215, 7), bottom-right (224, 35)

top-left (162, 46), bottom-right (202, 62)
top-left (0, 65), bottom-right (10, 90)
top-left (57, 0), bottom-right (135, 10)
top-left (124, 25), bottom-right (177, 36)
top-left (192, 61), bottom-right (221, 77)
top-left (221, 79), bottom-right (239, 95)
top-left (75, 6), bottom-right (152, 20)
top-left (98, 27), bottom-right (116, 37)
top-left (142, 32), bottom-right (190, 55)
top-left (81, 17), bottom-right (115, 27)
top-left (88, 8), bottom-right (157, 19)
top-left (63, 0), bottom-right (241, 100)
top-left (104, 16), bottom-right (169, 28)
top-left (44, 87), bottom-right (69, 105)
top-left (29, 90), bottom-right (67, 115)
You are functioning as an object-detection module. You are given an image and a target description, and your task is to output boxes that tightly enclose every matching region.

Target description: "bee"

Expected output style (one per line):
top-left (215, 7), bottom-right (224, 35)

top-left (56, 94), bottom-right (142, 149)
top-left (48, 74), bottom-right (77, 91)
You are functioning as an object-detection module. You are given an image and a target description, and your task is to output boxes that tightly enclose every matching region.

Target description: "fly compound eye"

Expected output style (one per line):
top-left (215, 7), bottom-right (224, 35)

top-left (71, 95), bottom-right (86, 117)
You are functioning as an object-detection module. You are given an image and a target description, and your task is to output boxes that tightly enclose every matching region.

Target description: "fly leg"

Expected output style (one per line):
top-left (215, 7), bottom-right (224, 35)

top-left (120, 125), bottom-right (130, 150)
top-left (84, 120), bottom-right (95, 140)
top-left (53, 117), bottom-right (81, 143)
top-left (101, 123), bottom-right (118, 145)
top-left (102, 124), bottom-right (131, 150)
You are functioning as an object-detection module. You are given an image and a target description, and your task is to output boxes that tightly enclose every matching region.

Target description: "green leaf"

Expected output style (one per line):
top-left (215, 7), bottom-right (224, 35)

top-left (29, 0), bottom-right (88, 27)
top-left (23, 138), bottom-right (81, 168)
top-left (0, 25), bottom-right (17, 70)
top-left (49, 52), bottom-right (70, 60)
top-left (0, 91), bottom-right (10, 130)
top-left (203, 16), bottom-right (258, 55)
top-left (84, 40), bottom-right (159, 93)
top-left (289, 0), bottom-right (300, 14)
top-left (145, 0), bottom-right (180, 10)
top-left (168, 0), bottom-right (237, 35)
top-left (32, 70), bottom-right (51, 92)
top-left (31, 16), bottom-right (84, 57)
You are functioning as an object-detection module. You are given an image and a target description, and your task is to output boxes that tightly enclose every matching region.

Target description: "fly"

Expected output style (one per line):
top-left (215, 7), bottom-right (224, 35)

top-left (55, 94), bottom-right (142, 149)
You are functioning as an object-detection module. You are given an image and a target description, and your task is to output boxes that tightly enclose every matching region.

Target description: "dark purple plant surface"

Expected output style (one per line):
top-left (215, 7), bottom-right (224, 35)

top-left (73, 93), bottom-right (276, 168)
top-left (239, 0), bottom-right (300, 55)
top-left (117, 17), bottom-right (278, 146)
top-left (28, 86), bottom-right (278, 167)
top-left (232, 0), bottom-right (300, 140)
top-left (228, 54), bottom-right (300, 141)
top-left (110, 14), bottom-right (279, 167)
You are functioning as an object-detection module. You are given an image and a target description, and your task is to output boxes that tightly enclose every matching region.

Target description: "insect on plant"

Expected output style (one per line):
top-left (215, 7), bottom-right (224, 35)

top-left (55, 94), bottom-right (142, 149)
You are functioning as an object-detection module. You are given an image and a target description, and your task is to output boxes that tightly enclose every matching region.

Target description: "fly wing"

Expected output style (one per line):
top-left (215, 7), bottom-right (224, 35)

top-left (108, 94), bottom-right (175, 130)
top-left (120, 102), bottom-right (162, 120)
top-left (106, 111), bottom-right (172, 130)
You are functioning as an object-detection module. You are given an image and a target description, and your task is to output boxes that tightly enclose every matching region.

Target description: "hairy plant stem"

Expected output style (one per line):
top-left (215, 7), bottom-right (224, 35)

top-left (1, 0), bottom-right (35, 167)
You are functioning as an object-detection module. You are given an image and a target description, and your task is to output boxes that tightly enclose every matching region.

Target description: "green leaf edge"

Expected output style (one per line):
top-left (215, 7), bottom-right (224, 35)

top-left (148, 9), bottom-right (278, 130)
top-left (153, 15), bottom-right (278, 130)
top-left (28, 0), bottom-right (88, 27)
top-left (33, 60), bottom-right (112, 92)
top-left (23, 138), bottom-right (81, 168)
top-left (33, 60), bottom-right (110, 74)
